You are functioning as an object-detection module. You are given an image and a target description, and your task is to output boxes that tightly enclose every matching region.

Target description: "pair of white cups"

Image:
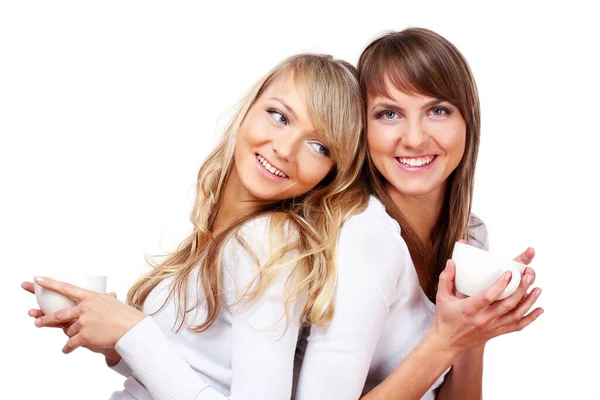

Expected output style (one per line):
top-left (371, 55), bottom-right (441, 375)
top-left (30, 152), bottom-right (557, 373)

top-left (33, 243), bottom-right (525, 313)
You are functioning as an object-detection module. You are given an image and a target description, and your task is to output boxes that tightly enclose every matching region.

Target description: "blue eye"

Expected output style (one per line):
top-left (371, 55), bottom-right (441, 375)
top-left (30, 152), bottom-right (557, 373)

top-left (310, 142), bottom-right (331, 157)
top-left (268, 110), bottom-right (288, 125)
top-left (430, 107), bottom-right (449, 117)
top-left (378, 111), bottom-right (397, 120)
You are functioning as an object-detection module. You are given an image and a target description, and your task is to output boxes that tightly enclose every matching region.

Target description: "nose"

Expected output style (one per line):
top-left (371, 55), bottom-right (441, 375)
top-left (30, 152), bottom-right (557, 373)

top-left (401, 118), bottom-right (427, 149)
top-left (271, 132), bottom-right (298, 162)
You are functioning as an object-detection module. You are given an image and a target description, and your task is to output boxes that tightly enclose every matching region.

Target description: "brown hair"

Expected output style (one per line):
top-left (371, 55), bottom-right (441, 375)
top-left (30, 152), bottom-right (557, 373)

top-left (358, 28), bottom-right (481, 300)
top-left (128, 54), bottom-right (369, 331)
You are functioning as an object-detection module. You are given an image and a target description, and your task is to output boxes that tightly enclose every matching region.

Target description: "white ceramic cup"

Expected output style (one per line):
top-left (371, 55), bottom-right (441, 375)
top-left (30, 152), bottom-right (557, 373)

top-left (452, 242), bottom-right (526, 300)
top-left (33, 273), bottom-right (107, 315)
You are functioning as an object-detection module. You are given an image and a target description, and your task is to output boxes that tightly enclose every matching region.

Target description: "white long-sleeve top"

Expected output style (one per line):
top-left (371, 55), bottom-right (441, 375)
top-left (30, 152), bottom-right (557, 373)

top-left (293, 195), bottom-right (489, 400)
top-left (109, 216), bottom-right (305, 400)
top-left (109, 197), bottom-right (488, 400)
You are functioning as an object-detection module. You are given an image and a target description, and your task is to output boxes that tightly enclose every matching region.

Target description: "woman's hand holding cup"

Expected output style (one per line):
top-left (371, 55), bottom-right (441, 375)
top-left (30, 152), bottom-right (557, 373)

top-left (428, 246), bottom-right (543, 357)
top-left (22, 279), bottom-right (124, 364)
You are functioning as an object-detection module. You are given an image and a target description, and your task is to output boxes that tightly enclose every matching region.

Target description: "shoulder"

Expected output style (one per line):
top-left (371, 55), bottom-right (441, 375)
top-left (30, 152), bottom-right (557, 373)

top-left (342, 195), bottom-right (402, 238)
top-left (468, 213), bottom-right (490, 251)
top-left (337, 196), bottom-right (412, 287)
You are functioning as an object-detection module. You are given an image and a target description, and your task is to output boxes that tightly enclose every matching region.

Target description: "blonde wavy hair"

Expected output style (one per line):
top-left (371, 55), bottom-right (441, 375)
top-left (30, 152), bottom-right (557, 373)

top-left (127, 54), bottom-right (369, 331)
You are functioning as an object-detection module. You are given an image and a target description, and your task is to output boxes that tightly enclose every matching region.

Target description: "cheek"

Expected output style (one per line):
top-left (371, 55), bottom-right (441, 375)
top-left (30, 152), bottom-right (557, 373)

top-left (237, 110), bottom-right (271, 150)
top-left (295, 152), bottom-right (334, 188)
top-left (367, 123), bottom-right (394, 165)
top-left (446, 129), bottom-right (466, 164)
top-left (431, 120), bottom-right (467, 162)
top-left (234, 121), bottom-right (263, 175)
top-left (234, 121), bottom-right (251, 157)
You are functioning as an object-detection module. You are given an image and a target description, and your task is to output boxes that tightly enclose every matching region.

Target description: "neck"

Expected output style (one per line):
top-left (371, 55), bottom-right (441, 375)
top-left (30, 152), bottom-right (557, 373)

top-left (386, 182), bottom-right (446, 296)
top-left (211, 166), bottom-right (268, 236)
top-left (386, 183), bottom-right (446, 249)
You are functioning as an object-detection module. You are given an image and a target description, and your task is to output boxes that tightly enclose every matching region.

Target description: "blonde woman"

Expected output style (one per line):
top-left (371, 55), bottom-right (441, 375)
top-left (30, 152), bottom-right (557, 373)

top-left (293, 28), bottom-right (543, 399)
top-left (22, 53), bottom-right (368, 399)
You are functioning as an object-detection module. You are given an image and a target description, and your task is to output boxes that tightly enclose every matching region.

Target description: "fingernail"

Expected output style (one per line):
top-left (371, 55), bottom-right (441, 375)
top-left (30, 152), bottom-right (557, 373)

top-left (526, 275), bottom-right (533, 285)
top-left (505, 271), bottom-right (512, 281)
top-left (35, 318), bottom-right (42, 327)
top-left (35, 277), bottom-right (45, 284)
top-left (534, 288), bottom-right (542, 298)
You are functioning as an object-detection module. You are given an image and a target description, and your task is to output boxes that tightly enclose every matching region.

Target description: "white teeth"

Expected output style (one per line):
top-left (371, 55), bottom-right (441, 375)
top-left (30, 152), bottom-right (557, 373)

top-left (398, 156), bottom-right (434, 167)
top-left (256, 154), bottom-right (287, 178)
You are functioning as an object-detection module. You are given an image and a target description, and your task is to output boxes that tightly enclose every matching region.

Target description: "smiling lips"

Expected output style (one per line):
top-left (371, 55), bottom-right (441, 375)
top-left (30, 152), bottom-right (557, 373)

top-left (256, 153), bottom-right (434, 178)
top-left (396, 155), bottom-right (436, 168)
top-left (256, 154), bottom-right (288, 178)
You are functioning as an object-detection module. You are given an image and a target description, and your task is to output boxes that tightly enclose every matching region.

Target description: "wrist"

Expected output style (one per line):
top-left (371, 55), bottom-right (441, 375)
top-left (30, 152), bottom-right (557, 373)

top-left (455, 343), bottom-right (486, 364)
top-left (423, 329), bottom-right (462, 365)
top-left (104, 349), bottom-right (122, 367)
top-left (115, 310), bottom-right (147, 346)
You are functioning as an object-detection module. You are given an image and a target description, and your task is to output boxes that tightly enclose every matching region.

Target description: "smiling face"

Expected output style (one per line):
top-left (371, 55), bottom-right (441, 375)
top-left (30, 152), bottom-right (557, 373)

top-left (367, 80), bottom-right (467, 200)
top-left (232, 73), bottom-right (335, 202)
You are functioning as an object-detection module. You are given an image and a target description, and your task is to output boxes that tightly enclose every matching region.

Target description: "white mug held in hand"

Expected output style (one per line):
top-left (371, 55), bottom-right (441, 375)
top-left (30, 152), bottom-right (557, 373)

top-left (452, 242), bottom-right (526, 300)
top-left (33, 273), bottom-right (107, 314)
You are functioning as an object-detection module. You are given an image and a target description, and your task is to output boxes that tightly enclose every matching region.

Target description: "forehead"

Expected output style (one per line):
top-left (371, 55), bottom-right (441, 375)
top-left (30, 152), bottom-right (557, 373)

top-left (261, 73), bottom-right (305, 104)
top-left (259, 73), bottom-right (315, 125)
top-left (368, 77), bottom-right (438, 106)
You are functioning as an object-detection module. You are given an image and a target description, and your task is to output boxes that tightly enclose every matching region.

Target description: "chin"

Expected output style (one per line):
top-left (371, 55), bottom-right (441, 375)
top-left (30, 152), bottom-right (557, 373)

top-left (400, 188), bottom-right (435, 197)
top-left (392, 180), bottom-right (441, 197)
top-left (252, 184), bottom-right (297, 202)
top-left (246, 189), bottom-right (280, 202)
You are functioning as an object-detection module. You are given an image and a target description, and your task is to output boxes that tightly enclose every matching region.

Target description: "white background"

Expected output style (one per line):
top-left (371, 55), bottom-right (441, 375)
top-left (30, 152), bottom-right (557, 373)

top-left (1, 1), bottom-right (598, 399)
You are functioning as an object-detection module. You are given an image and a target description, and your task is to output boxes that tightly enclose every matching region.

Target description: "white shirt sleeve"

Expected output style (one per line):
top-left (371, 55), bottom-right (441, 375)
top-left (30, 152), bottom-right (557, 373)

top-left (294, 214), bottom-right (411, 400)
top-left (108, 357), bottom-right (132, 377)
top-left (114, 216), bottom-right (304, 400)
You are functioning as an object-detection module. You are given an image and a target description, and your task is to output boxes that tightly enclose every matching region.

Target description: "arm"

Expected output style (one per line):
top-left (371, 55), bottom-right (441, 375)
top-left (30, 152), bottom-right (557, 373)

top-left (361, 331), bottom-right (460, 400)
top-left (26, 279), bottom-right (217, 398)
top-left (116, 217), bottom-right (304, 400)
top-left (22, 281), bottom-right (135, 378)
top-left (436, 346), bottom-right (484, 400)
top-left (434, 221), bottom-right (489, 400)
top-left (21, 282), bottom-right (134, 378)
top-left (106, 352), bottom-right (133, 378)
top-left (294, 214), bottom-right (479, 400)
top-left (115, 316), bottom-right (211, 399)
top-left (116, 303), bottom-right (302, 400)
top-left (436, 224), bottom-right (536, 400)
top-left (366, 229), bottom-right (539, 400)
top-left (294, 216), bottom-right (406, 400)
top-left (33, 216), bottom-right (303, 400)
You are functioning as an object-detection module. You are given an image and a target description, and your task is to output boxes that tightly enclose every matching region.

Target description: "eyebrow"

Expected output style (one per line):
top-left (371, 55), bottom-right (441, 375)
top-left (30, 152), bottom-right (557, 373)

top-left (270, 97), bottom-right (299, 121)
top-left (370, 98), bottom-right (445, 113)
